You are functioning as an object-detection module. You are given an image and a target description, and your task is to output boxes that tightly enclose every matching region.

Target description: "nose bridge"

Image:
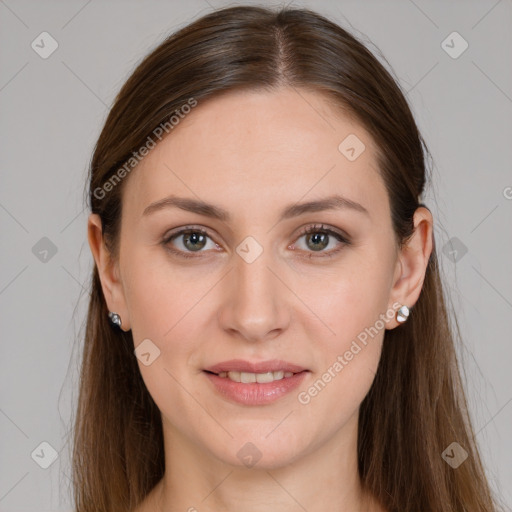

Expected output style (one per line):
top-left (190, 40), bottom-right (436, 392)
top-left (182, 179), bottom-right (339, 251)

top-left (233, 228), bottom-right (279, 297)
top-left (237, 245), bottom-right (276, 298)
top-left (218, 240), bottom-right (289, 341)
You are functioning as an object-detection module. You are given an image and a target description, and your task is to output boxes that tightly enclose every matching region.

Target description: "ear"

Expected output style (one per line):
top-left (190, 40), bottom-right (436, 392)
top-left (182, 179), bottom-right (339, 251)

top-left (387, 206), bottom-right (433, 329)
top-left (87, 213), bottom-right (131, 331)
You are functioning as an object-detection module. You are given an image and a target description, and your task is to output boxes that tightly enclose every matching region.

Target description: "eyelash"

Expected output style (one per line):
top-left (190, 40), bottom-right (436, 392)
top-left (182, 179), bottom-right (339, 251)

top-left (161, 223), bottom-right (351, 260)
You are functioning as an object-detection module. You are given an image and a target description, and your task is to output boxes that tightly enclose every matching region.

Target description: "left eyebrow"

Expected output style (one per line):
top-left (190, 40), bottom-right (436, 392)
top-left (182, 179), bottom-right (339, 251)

top-left (142, 194), bottom-right (370, 221)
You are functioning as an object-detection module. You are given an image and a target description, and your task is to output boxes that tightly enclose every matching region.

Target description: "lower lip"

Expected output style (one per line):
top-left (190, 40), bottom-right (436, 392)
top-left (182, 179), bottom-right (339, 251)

top-left (204, 371), bottom-right (308, 405)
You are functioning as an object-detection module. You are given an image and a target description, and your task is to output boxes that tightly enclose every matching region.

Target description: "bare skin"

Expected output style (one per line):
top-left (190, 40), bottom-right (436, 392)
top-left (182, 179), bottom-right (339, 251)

top-left (88, 87), bottom-right (433, 512)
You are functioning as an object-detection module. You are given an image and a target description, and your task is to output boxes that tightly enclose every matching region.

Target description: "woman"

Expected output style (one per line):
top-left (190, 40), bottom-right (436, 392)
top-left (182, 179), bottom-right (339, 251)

top-left (74, 5), bottom-right (503, 511)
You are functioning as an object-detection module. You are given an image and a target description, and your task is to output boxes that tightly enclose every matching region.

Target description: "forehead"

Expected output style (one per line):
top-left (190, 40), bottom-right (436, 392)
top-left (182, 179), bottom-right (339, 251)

top-left (123, 87), bottom-right (388, 223)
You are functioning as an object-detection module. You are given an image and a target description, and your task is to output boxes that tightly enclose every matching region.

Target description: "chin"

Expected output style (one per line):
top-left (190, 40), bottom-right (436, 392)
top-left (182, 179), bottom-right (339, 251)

top-left (212, 436), bottom-right (306, 471)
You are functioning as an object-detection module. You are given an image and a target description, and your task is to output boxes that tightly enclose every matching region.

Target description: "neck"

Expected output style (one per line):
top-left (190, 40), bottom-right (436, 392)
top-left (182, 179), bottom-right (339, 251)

top-left (147, 413), bottom-right (382, 512)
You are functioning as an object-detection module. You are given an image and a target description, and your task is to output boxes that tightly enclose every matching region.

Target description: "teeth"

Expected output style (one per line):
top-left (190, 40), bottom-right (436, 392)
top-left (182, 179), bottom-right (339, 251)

top-left (216, 370), bottom-right (296, 383)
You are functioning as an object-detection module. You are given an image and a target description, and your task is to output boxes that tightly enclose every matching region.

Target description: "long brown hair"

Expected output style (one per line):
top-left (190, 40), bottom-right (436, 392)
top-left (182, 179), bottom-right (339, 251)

top-left (70, 6), bottom-right (504, 511)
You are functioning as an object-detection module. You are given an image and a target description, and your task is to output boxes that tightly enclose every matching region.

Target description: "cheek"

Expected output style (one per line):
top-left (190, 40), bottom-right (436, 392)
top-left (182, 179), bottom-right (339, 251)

top-left (122, 247), bottom-right (207, 339)
top-left (297, 300), bottom-right (384, 429)
top-left (124, 256), bottom-right (208, 422)
top-left (309, 259), bottom-right (392, 341)
top-left (123, 249), bottom-right (226, 390)
top-left (297, 258), bottom-right (391, 405)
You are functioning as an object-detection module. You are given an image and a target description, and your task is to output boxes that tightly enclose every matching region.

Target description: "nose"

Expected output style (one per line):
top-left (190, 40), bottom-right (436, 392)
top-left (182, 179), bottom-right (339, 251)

top-left (216, 249), bottom-right (290, 343)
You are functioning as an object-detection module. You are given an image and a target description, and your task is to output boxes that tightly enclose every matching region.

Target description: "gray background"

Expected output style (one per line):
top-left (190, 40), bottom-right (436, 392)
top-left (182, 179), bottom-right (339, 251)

top-left (1, 0), bottom-right (511, 510)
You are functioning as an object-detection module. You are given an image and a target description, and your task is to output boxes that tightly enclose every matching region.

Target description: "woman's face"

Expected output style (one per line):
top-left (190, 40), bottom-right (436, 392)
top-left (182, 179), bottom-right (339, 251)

top-left (95, 87), bottom-right (407, 469)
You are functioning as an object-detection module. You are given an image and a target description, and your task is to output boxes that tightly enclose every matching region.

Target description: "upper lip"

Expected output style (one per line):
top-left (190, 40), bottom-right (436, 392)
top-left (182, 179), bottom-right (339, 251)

top-left (204, 359), bottom-right (308, 374)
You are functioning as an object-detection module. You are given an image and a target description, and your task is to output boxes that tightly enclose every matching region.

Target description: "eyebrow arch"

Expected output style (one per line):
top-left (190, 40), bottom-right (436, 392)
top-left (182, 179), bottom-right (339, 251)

top-left (142, 194), bottom-right (369, 221)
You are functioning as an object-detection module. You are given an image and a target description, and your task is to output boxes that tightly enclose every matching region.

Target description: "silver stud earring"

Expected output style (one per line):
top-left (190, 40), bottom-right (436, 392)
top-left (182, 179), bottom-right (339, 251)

top-left (108, 311), bottom-right (122, 328)
top-left (396, 305), bottom-right (410, 323)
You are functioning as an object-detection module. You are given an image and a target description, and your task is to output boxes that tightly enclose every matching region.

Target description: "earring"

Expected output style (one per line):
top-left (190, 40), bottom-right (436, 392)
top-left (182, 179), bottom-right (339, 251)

top-left (108, 311), bottom-right (122, 329)
top-left (396, 305), bottom-right (410, 323)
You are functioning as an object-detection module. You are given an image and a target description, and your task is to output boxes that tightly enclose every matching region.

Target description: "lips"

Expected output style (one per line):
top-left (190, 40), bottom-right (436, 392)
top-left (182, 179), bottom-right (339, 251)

top-left (204, 364), bottom-right (309, 405)
top-left (203, 359), bottom-right (308, 375)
